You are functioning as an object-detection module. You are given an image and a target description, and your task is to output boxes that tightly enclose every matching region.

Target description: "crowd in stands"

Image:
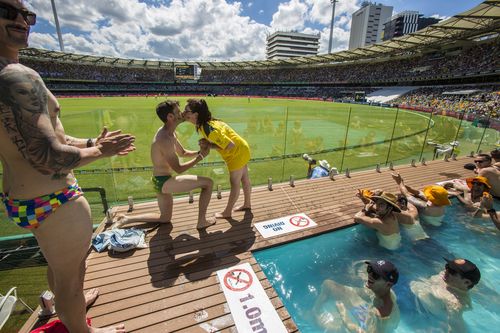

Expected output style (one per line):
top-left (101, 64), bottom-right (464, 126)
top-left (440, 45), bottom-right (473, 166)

top-left (20, 41), bottom-right (498, 86)
top-left (394, 86), bottom-right (500, 120)
top-left (21, 59), bottom-right (174, 82)
top-left (200, 41), bottom-right (498, 84)
top-left (46, 81), bottom-right (377, 99)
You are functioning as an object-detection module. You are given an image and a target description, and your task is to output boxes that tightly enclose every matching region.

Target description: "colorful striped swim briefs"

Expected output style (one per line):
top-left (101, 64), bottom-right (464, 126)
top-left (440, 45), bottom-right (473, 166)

top-left (1, 182), bottom-right (83, 229)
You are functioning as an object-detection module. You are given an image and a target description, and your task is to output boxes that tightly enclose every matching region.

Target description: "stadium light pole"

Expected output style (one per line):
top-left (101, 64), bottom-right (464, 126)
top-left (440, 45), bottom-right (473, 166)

top-left (50, 0), bottom-right (64, 52)
top-left (328, 0), bottom-right (339, 54)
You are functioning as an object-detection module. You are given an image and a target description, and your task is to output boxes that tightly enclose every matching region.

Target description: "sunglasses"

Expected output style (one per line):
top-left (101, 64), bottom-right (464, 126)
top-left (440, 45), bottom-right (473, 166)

top-left (0, 2), bottom-right (36, 26)
top-left (474, 160), bottom-right (486, 164)
top-left (367, 265), bottom-right (381, 280)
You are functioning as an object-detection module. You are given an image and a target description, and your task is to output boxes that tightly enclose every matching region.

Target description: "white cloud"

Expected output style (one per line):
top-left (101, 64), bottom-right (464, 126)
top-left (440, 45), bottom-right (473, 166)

top-left (28, 0), bottom-right (268, 61)
top-left (306, 0), bottom-right (359, 26)
top-left (430, 14), bottom-right (449, 21)
top-left (270, 0), bottom-right (309, 31)
top-left (26, 0), bottom-right (361, 60)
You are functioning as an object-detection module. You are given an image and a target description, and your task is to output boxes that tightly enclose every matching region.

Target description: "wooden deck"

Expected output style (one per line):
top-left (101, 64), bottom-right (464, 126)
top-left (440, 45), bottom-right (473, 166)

top-left (21, 157), bottom-right (476, 332)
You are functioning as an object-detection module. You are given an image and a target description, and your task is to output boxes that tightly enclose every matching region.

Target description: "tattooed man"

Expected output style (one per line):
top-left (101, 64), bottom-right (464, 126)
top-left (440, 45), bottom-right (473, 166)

top-left (0, 1), bottom-right (134, 332)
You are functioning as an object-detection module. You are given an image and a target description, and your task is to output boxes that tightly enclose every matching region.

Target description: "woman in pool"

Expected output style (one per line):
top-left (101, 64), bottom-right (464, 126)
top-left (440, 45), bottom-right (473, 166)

top-left (183, 99), bottom-right (251, 218)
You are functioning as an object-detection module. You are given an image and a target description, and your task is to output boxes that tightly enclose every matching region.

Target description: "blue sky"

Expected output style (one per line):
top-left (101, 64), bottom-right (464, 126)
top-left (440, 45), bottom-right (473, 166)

top-left (25, 0), bottom-right (485, 61)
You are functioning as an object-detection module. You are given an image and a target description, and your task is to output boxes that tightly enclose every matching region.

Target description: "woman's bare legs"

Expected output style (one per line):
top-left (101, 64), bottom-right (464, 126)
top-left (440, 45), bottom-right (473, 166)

top-left (216, 166), bottom-right (250, 218)
top-left (234, 165), bottom-right (251, 211)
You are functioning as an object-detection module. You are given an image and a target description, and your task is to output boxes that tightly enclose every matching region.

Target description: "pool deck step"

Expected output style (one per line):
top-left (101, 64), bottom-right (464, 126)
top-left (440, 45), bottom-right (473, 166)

top-left (20, 157), bottom-right (475, 333)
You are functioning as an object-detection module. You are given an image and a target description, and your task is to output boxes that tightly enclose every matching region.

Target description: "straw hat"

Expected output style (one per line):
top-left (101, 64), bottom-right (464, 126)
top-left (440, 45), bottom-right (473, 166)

top-left (319, 160), bottom-right (330, 170)
top-left (423, 185), bottom-right (451, 206)
top-left (371, 192), bottom-right (401, 213)
top-left (466, 176), bottom-right (491, 189)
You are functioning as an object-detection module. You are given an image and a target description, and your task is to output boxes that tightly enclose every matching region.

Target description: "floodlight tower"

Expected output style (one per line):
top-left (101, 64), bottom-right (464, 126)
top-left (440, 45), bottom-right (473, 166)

top-left (328, 0), bottom-right (339, 54)
top-left (50, 0), bottom-right (64, 52)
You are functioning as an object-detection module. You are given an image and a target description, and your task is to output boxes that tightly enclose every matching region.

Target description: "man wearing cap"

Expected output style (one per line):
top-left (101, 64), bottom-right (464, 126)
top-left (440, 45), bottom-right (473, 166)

top-left (392, 173), bottom-right (451, 226)
top-left (411, 258), bottom-right (481, 333)
top-left (354, 191), bottom-right (401, 250)
top-left (473, 154), bottom-right (500, 197)
top-left (314, 260), bottom-right (400, 332)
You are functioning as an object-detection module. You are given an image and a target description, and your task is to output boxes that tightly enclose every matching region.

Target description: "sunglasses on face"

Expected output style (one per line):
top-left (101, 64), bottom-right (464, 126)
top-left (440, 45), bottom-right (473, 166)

top-left (474, 160), bottom-right (486, 164)
top-left (367, 265), bottom-right (381, 280)
top-left (0, 2), bottom-right (36, 26)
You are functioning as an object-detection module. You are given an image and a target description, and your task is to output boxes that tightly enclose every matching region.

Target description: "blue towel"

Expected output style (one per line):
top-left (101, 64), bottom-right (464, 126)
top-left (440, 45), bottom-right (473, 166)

top-left (92, 228), bottom-right (147, 253)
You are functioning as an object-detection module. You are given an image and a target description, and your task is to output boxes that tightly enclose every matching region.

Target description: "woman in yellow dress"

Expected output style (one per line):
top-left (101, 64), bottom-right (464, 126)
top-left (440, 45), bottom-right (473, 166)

top-left (183, 99), bottom-right (251, 218)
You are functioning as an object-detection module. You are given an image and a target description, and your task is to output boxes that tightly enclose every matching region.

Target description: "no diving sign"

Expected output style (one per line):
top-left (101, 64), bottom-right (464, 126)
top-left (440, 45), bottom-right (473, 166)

top-left (289, 215), bottom-right (310, 227)
top-left (255, 213), bottom-right (317, 238)
top-left (223, 268), bottom-right (253, 292)
top-left (217, 263), bottom-right (287, 333)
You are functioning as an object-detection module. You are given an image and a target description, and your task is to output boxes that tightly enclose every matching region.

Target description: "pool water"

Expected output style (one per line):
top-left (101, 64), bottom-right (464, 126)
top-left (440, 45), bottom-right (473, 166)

top-left (254, 199), bottom-right (499, 332)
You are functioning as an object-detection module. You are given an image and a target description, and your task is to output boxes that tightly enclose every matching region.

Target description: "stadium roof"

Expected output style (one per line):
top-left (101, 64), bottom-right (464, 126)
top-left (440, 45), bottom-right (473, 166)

top-left (20, 0), bottom-right (500, 70)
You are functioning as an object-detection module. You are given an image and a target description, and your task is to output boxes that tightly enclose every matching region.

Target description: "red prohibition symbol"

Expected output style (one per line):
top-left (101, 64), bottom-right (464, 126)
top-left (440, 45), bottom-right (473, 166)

top-left (289, 215), bottom-right (310, 227)
top-left (223, 268), bottom-right (253, 291)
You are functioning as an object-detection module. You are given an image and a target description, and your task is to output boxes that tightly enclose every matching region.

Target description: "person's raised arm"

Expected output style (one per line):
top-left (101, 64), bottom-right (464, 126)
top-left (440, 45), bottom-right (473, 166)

top-left (66, 127), bottom-right (130, 153)
top-left (164, 137), bottom-right (208, 174)
top-left (174, 133), bottom-right (198, 158)
top-left (480, 194), bottom-right (500, 230)
top-left (354, 211), bottom-right (385, 230)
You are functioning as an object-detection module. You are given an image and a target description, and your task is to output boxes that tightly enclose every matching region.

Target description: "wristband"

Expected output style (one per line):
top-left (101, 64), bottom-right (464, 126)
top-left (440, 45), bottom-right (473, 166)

top-left (198, 153), bottom-right (204, 161)
top-left (86, 138), bottom-right (94, 147)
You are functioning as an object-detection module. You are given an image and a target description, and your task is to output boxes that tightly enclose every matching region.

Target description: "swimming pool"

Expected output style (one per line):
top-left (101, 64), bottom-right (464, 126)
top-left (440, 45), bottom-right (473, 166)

top-left (254, 199), bottom-right (499, 332)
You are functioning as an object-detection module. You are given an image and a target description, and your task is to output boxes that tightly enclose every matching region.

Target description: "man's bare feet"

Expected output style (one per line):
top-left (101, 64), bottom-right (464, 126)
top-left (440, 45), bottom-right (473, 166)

top-left (89, 323), bottom-right (126, 333)
top-left (215, 212), bottom-right (232, 219)
top-left (234, 205), bottom-right (251, 212)
top-left (112, 214), bottom-right (128, 229)
top-left (197, 218), bottom-right (216, 230)
top-left (85, 288), bottom-right (99, 308)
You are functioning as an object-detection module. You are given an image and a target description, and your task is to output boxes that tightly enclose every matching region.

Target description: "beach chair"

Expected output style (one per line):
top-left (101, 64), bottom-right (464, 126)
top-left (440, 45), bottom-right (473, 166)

top-left (0, 287), bottom-right (34, 330)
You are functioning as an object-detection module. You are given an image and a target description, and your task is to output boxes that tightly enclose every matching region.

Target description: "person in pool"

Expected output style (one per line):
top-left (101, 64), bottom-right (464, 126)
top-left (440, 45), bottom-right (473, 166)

top-left (456, 176), bottom-right (493, 216)
top-left (314, 260), bottom-right (400, 333)
top-left (391, 173), bottom-right (451, 226)
top-left (393, 194), bottom-right (429, 241)
top-left (410, 258), bottom-right (481, 333)
top-left (354, 191), bottom-right (402, 250)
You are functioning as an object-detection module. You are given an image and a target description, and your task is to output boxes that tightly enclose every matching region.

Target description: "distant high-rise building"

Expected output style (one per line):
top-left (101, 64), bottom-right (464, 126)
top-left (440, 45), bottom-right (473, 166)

top-left (349, 2), bottom-right (393, 50)
top-left (266, 31), bottom-right (320, 60)
top-left (383, 11), bottom-right (441, 41)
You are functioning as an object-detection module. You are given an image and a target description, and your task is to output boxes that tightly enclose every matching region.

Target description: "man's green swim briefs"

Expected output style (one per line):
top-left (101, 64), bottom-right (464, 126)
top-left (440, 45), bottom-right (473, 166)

top-left (152, 175), bottom-right (172, 193)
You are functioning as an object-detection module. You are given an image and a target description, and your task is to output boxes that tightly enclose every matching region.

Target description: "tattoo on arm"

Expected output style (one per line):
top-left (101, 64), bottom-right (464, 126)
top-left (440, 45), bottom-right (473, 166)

top-left (65, 135), bottom-right (87, 147)
top-left (0, 65), bottom-right (81, 176)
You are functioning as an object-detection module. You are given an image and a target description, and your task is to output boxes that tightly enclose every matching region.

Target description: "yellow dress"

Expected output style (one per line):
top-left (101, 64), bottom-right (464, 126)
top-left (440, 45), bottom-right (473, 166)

top-left (200, 120), bottom-right (251, 172)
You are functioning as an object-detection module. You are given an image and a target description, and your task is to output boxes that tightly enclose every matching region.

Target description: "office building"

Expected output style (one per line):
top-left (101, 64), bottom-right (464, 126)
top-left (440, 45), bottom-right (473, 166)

top-left (383, 11), bottom-right (441, 40)
top-left (349, 2), bottom-right (393, 50)
top-left (266, 31), bottom-right (320, 60)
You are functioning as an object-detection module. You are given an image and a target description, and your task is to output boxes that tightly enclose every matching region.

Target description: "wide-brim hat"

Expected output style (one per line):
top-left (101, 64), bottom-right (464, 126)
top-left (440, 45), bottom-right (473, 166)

top-left (319, 160), bottom-right (330, 170)
top-left (371, 192), bottom-right (401, 213)
top-left (423, 185), bottom-right (451, 206)
top-left (466, 176), bottom-right (491, 189)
